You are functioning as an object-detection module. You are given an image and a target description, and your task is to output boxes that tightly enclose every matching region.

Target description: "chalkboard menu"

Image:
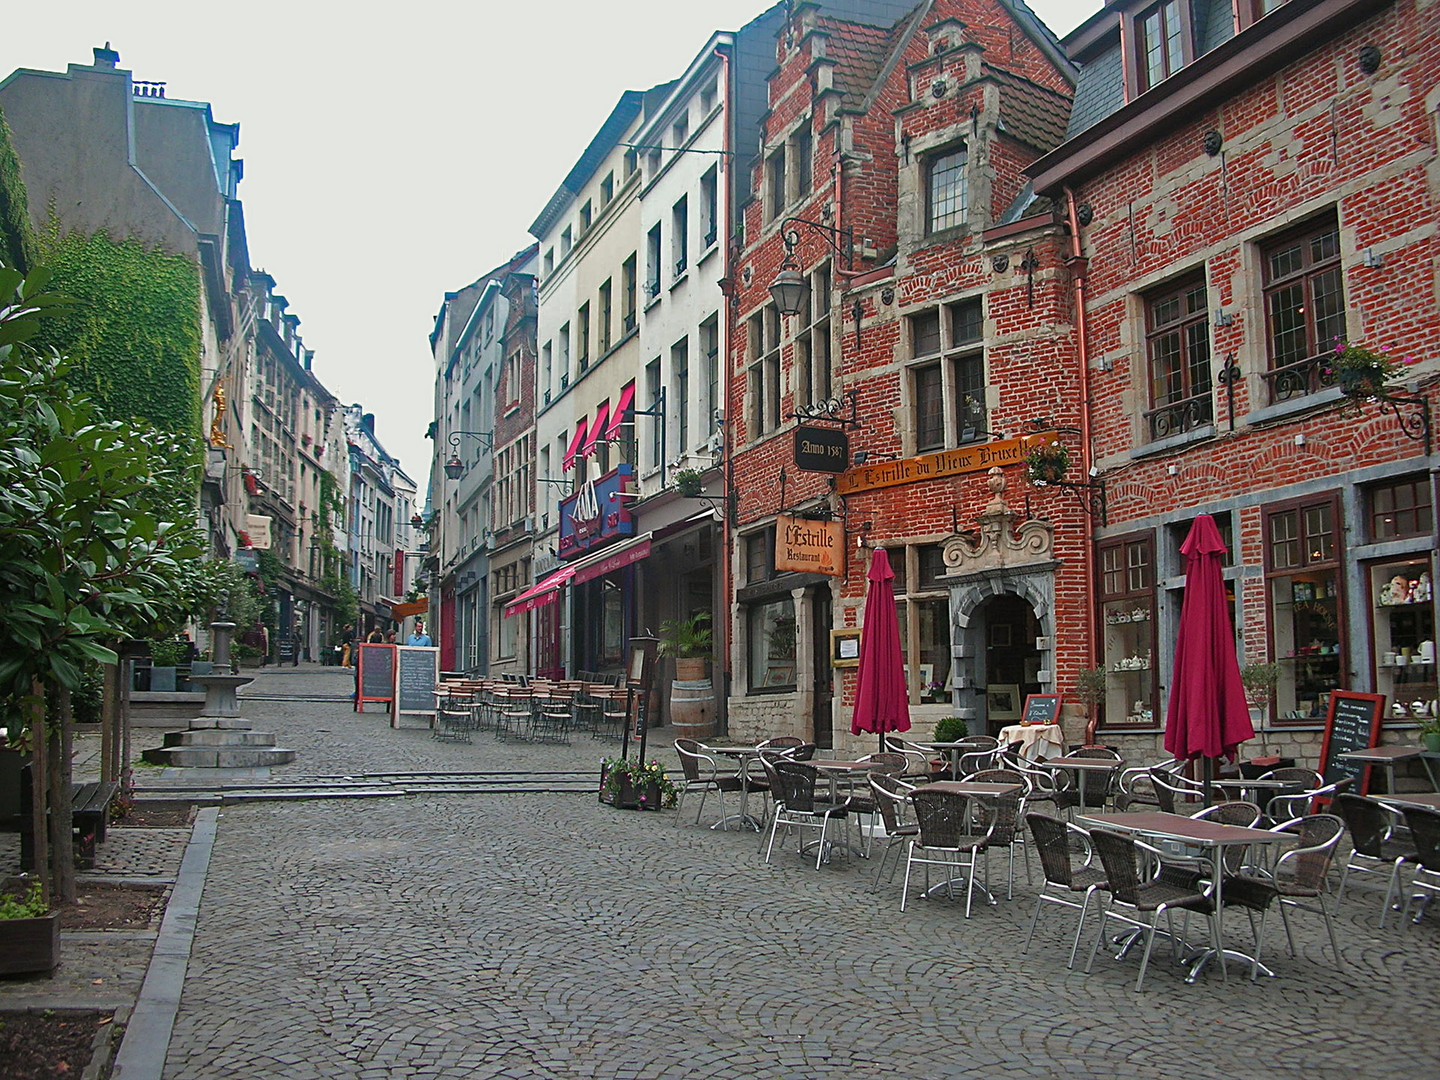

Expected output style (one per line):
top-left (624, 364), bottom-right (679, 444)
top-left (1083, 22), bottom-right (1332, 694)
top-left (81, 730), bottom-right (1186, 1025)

top-left (1021, 694), bottom-right (1063, 727)
top-left (356, 644), bottom-right (395, 711)
top-left (1319, 691), bottom-right (1386, 793)
top-left (393, 646), bottom-right (440, 726)
top-left (278, 638), bottom-right (296, 663)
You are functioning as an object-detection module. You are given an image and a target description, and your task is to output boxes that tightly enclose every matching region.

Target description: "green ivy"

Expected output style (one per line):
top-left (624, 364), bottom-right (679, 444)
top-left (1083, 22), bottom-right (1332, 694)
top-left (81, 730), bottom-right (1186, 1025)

top-left (0, 108), bottom-right (37, 274)
top-left (33, 213), bottom-right (203, 464)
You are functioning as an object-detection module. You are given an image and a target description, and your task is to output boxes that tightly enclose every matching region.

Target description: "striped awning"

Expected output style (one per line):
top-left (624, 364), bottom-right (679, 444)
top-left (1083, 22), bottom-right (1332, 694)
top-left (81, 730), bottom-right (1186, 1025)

top-left (580, 401), bottom-right (610, 459)
top-left (561, 418), bottom-right (588, 472)
top-left (605, 382), bottom-right (636, 440)
top-left (502, 565), bottom-right (576, 618)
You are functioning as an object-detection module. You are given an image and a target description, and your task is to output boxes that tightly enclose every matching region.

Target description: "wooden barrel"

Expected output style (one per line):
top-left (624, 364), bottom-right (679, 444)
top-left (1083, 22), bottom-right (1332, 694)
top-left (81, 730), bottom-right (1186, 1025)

top-left (670, 678), bottom-right (716, 741)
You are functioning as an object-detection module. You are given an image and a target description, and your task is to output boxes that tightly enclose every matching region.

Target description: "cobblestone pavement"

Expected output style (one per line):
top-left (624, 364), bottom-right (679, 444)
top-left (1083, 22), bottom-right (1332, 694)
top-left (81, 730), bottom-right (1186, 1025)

top-left (146, 669), bottom-right (1440, 1080)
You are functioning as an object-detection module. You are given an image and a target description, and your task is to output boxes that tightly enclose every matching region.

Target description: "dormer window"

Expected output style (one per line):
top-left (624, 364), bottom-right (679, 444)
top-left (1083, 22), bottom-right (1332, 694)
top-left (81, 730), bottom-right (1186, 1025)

top-left (927, 144), bottom-right (968, 234)
top-left (1137, 0), bottom-right (1192, 92)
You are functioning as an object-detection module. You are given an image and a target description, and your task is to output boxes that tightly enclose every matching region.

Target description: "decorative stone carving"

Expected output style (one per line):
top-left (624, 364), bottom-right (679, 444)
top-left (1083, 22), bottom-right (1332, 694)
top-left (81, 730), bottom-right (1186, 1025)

top-left (942, 467), bottom-right (1053, 575)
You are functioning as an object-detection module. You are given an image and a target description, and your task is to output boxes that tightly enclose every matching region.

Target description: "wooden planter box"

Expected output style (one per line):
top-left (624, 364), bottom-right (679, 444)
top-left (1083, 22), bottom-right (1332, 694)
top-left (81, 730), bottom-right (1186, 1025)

top-left (0, 911), bottom-right (61, 975)
top-left (598, 764), bottom-right (662, 810)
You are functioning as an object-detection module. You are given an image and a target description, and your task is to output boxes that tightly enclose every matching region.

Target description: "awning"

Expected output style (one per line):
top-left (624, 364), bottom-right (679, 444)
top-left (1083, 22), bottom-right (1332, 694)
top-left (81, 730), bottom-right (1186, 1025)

top-left (605, 382), bottom-right (636, 440)
top-left (561, 418), bottom-right (588, 472)
top-left (571, 534), bottom-right (652, 586)
top-left (580, 401), bottom-right (610, 459)
top-left (503, 565), bottom-right (576, 618)
top-left (388, 599), bottom-right (429, 619)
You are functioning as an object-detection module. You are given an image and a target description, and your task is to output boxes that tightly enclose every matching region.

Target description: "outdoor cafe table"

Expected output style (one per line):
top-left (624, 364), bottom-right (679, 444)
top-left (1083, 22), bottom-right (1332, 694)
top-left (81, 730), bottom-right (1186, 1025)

top-left (908, 781), bottom-right (1023, 903)
top-left (699, 743), bottom-right (773, 832)
top-left (1376, 791), bottom-right (1440, 812)
top-left (1211, 776), bottom-right (1298, 808)
top-left (997, 723), bottom-right (1064, 761)
top-left (1339, 744), bottom-right (1433, 795)
top-left (1040, 755), bottom-right (1124, 809)
top-left (920, 741), bottom-right (987, 780)
top-left (1076, 811), bottom-right (1291, 982)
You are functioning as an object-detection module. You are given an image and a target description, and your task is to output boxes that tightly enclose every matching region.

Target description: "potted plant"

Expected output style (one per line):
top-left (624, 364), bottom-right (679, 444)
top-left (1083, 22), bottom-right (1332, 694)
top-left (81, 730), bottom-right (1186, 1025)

top-left (674, 468), bottom-right (704, 498)
top-left (1240, 662), bottom-right (1280, 714)
top-left (147, 639), bottom-right (187, 692)
top-left (0, 880), bottom-right (60, 975)
top-left (599, 757), bottom-right (677, 810)
top-left (1419, 714), bottom-right (1440, 754)
top-left (1026, 439), bottom-right (1070, 486)
top-left (929, 716), bottom-right (968, 779)
top-left (659, 612), bottom-right (713, 682)
top-left (1323, 340), bottom-right (1411, 402)
top-left (1075, 666), bottom-right (1109, 745)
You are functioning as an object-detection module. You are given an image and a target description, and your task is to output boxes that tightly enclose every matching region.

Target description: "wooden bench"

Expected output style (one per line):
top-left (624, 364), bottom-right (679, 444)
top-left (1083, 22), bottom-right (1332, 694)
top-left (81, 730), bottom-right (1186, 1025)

top-left (19, 774), bottom-right (120, 870)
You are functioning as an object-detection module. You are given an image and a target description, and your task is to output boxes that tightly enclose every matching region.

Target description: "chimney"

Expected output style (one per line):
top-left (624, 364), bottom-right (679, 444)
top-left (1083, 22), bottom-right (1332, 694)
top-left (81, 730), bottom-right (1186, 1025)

top-left (93, 43), bottom-right (120, 68)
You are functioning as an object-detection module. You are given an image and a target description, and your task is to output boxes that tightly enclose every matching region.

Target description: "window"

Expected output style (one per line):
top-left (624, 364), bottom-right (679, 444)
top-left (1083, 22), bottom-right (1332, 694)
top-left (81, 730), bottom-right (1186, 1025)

top-left (1137, 0), bottom-right (1189, 91)
top-left (885, 544), bottom-right (953, 704)
top-left (598, 280), bottom-right (612, 354)
top-left (672, 196), bottom-right (688, 276)
top-left (600, 171), bottom-right (614, 207)
top-left (700, 78), bottom-right (716, 115)
top-left (1097, 533), bottom-right (1158, 728)
top-left (646, 358), bottom-right (662, 470)
top-left (766, 145), bottom-right (786, 221)
top-left (700, 167), bottom-right (718, 250)
top-left (793, 127), bottom-right (812, 202)
top-left (745, 528), bottom-right (775, 585)
top-left (558, 323), bottom-right (570, 383)
top-left (621, 254), bottom-right (637, 333)
top-left (1266, 493), bottom-right (1345, 722)
top-left (1368, 475), bottom-right (1433, 541)
top-left (795, 266), bottom-right (832, 410)
top-left (543, 248), bottom-right (554, 277)
top-left (613, 380), bottom-right (637, 468)
top-left (560, 226), bottom-right (572, 256)
top-left (672, 337), bottom-right (690, 454)
top-left (748, 306), bottom-right (782, 437)
top-left (579, 200), bottom-right (592, 234)
top-left (672, 111), bottom-right (689, 147)
top-left (748, 599), bottom-right (797, 692)
top-left (1263, 215), bottom-right (1344, 402)
top-left (700, 314), bottom-right (720, 436)
top-left (1144, 276), bottom-right (1211, 440)
top-left (623, 149), bottom-right (637, 180)
top-left (927, 145), bottom-right (968, 233)
top-left (646, 225), bottom-right (662, 299)
top-left (908, 298), bottom-right (985, 451)
top-left (577, 303), bottom-right (590, 372)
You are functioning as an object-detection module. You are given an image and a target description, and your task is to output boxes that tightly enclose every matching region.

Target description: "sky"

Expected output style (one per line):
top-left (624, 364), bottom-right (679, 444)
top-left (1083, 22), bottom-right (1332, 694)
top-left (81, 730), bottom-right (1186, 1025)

top-left (2, 1), bottom-right (1099, 487)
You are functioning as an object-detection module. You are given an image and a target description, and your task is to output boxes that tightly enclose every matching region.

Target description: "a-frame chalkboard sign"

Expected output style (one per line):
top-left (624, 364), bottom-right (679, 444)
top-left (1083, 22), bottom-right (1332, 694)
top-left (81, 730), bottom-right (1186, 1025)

top-left (355, 644), bottom-right (396, 712)
top-left (1318, 690), bottom-right (1386, 795)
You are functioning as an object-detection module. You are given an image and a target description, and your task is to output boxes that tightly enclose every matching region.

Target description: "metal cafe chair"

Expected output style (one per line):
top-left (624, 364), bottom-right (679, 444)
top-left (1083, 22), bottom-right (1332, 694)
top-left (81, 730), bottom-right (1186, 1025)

top-left (765, 759), bottom-right (852, 870)
top-left (1023, 813), bottom-right (1108, 969)
top-left (673, 739), bottom-right (745, 830)
top-left (1333, 793), bottom-right (1418, 927)
top-left (901, 788), bottom-right (996, 918)
top-left (1399, 805), bottom-right (1440, 927)
top-left (867, 774), bottom-right (920, 891)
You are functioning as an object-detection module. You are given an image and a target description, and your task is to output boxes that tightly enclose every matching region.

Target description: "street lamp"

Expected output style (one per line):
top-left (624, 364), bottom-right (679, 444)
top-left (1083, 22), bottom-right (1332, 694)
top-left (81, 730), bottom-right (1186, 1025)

top-left (767, 216), bottom-right (854, 317)
top-left (443, 430), bottom-right (495, 480)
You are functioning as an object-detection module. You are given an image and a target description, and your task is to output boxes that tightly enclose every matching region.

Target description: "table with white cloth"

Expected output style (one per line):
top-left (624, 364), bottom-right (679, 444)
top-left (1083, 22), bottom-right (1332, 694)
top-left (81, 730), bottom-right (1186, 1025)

top-left (998, 723), bottom-right (1064, 761)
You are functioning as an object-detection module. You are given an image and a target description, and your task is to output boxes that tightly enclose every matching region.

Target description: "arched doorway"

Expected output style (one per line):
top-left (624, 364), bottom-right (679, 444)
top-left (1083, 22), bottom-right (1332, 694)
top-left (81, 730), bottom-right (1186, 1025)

top-left (972, 593), bottom-right (1045, 736)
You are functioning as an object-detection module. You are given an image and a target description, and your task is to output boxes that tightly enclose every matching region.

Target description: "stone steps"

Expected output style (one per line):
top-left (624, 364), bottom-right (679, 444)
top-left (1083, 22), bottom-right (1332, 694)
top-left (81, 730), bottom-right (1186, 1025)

top-left (159, 730), bottom-right (278, 748)
top-left (142, 746), bottom-right (297, 768)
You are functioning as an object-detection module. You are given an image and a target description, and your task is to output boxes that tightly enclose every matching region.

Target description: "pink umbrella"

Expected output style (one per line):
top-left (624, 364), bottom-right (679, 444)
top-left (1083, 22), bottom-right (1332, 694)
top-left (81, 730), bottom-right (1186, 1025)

top-left (852, 547), bottom-right (911, 751)
top-left (1165, 515), bottom-right (1254, 800)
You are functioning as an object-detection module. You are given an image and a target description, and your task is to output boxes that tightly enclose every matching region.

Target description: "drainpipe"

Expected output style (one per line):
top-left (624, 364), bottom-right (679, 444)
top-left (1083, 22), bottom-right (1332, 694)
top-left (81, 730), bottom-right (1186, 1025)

top-left (716, 41), bottom-right (735, 729)
top-left (1064, 185), bottom-right (1097, 671)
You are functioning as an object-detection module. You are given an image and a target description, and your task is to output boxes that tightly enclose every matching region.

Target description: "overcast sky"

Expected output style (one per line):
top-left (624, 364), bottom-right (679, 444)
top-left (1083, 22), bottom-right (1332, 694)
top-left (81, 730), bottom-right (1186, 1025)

top-left (3, 1), bottom-right (1098, 488)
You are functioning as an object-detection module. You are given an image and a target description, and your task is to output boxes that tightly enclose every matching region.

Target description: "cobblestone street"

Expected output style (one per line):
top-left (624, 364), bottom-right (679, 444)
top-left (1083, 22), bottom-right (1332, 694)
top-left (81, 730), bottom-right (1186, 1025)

top-left (124, 668), bottom-right (1438, 1079)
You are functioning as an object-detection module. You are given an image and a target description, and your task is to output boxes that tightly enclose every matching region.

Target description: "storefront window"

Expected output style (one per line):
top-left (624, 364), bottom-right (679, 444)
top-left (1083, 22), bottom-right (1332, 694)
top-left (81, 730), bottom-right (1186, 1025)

top-left (1371, 555), bottom-right (1435, 723)
top-left (1266, 495), bottom-right (1344, 722)
top-left (1098, 534), bottom-right (1156, 728)
top-left (748, 598), bottom-right (796, 692)
top-left (888, 545), bottom-right (952, 705)
top-left (1369, 475), bottom-right (1433, 541)
top-left (600, 579), bottom-right (625, 668)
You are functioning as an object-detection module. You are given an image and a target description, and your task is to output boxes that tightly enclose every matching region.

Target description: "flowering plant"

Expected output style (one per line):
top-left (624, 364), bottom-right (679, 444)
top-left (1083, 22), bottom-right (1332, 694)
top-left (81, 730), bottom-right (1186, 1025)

top-left (1324, 340), bottom-right (1412, 401)
top-left (600, 756), bottom-right (678, 809)
top-left (1026, 439), bottom-right (1070, 485)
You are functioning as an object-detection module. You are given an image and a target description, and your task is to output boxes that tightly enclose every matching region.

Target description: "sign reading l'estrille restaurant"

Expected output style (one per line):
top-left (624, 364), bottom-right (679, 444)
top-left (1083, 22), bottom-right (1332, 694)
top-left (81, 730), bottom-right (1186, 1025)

top-left (835, 433), bottom-right (1053, 496)
top-left (775, 515), bottom-right (844, 577)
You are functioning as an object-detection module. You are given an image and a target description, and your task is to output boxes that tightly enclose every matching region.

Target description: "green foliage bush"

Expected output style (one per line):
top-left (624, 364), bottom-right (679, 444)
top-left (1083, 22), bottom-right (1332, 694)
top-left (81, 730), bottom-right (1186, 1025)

top-left (933, 716), bottom-right (969, 743)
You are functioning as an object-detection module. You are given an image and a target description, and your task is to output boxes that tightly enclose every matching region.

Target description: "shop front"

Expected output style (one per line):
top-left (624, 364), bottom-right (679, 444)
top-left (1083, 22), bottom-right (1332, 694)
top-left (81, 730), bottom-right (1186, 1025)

top-left (558, 463), bottom-right (640, 676)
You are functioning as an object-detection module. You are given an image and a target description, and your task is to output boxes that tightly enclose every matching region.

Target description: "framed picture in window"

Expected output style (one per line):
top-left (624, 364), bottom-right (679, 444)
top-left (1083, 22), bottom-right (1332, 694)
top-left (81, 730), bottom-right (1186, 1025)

top-left (830, 627), bottom-right (862, 668)
top-left (986, 683), bottom-right (1021, 720)
top-left (763, 663), bottom-right (796, 688)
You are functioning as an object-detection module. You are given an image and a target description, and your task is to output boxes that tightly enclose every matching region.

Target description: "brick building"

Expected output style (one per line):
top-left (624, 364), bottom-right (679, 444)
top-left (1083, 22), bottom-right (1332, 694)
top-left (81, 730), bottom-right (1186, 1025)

top-left (725, 0), bottom-right (1439, 768)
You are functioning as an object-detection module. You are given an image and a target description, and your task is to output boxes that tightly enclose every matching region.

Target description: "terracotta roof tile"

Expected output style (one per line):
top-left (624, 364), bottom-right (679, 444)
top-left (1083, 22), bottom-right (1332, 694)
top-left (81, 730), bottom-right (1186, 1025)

top-left (985, 65), bottom-right (1073, 153)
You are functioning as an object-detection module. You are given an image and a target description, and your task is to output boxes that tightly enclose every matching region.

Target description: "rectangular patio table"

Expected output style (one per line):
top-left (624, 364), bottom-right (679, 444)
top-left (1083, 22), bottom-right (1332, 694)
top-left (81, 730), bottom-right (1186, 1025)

top-left (1375, 792), bottom-right (1440, 812)
top-left (1338, 745), bottom-right (1432, 795)
top-left (1077, 811), bottom-right (1290, 983)
top-left (699, 743), bottom-right (774, 832)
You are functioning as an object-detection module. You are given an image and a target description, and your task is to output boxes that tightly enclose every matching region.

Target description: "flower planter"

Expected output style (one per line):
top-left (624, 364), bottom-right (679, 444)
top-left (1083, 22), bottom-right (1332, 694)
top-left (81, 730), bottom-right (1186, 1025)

top-left (0, 910), bottom-right (60, 975)
top-left (599, 763), bottom-right (663, 810)
top-left (1422, 732), bottom-right (1440, 754)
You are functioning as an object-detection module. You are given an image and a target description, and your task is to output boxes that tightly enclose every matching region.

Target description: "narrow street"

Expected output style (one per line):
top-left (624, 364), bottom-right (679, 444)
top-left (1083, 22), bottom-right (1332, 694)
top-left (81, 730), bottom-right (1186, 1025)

top-left (63, 668), bottom-right (1439, 1079)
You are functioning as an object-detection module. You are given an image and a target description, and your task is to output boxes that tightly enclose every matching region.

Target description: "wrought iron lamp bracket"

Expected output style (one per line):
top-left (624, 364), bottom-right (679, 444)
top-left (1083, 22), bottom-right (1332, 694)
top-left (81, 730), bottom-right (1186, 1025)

top-left (1371, 392), bottom-right (1432, 455)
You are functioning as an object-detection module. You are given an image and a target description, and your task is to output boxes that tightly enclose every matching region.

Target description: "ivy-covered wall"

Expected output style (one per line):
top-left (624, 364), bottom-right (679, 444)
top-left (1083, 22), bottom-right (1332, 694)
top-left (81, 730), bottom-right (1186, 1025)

top-left (34, 214), bottom-right (204, 461)
top-left (0, 107), bottom-right (37, 273)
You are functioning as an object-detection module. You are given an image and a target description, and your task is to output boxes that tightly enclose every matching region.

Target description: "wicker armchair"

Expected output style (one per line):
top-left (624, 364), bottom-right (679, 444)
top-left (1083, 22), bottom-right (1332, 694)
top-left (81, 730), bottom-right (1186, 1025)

top-left (1023, 813), bottom-right (1108, 968)
top-left (764, 759), bottom-right (852, 870)
top-left (1399, 805), bottom-right (1440, 927)
top-left (1148, 766), bottom-right (1204, 815)
top-left (968, 768), bottom-right (1031, 896)
top-left (901, 789), bottom-right (996, 917)
top-left (1265, 776), bottom-right (1352, 826)
top-left (1114, 758), bottom-right (1179, 811)
top-left (1333, 793), bottom-right (1418, 927)
top-left (868, 774), bottom-right (920, 891)
top-left (1084, 828), bottom-right (1221, 991)
top-left (674, 739), bottom-right (745, 830)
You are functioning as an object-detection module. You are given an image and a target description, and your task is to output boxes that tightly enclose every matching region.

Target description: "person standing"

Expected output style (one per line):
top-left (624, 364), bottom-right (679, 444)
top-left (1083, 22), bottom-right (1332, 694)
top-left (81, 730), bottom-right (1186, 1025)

top-left (407, 621), bottom-right (432, 647)
top-left (340, 624), bottom-right (355, 668)
top-left (366, 626), bottom-right (384, 644)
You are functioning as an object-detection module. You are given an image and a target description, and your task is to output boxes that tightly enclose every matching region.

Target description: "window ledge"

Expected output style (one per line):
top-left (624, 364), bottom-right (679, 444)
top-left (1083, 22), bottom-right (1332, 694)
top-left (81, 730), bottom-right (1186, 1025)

top-left (698, 242), bottom-right (720, 267)
top-left (645, 293), bottom-right (662, 313)
top-left (1131, 423), bottom-right (1215, 460)
top-left (1244, 385), bottom-right (1344, 427)
top-left (914, 223), bottom-right (973, 253)
top-left (670, 270), bottom-right (690, 292)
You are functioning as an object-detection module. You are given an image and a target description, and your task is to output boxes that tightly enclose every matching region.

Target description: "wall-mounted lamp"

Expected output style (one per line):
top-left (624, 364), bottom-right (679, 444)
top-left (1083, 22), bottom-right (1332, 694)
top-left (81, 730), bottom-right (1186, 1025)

top-left (767, 215), bottom-right (854, 316)
top-left (410, 512), bottom-right (424, 529)
top-left (443, 429), bottom-right (496, 479)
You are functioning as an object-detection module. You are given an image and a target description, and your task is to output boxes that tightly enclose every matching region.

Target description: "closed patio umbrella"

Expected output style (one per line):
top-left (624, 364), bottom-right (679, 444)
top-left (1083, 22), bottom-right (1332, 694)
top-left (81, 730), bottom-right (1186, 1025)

top-left (1164, 514), bottom-right (1254, 804)
top-left (852, 547), bottom-right (910, 752)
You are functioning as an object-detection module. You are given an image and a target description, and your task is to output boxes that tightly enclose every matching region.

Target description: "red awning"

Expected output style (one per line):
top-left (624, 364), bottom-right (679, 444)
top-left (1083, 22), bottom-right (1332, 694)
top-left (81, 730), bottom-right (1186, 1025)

top-left (503, 565), bottom-right (576, 618)
top-left (572, 536), bottom-right (651, 586)
top-left (561, 418), bottom-right (588, 472)
top-left (580, 401), bottom-right (610, 459)
top-left (605, 382), bottom-right (637, 440)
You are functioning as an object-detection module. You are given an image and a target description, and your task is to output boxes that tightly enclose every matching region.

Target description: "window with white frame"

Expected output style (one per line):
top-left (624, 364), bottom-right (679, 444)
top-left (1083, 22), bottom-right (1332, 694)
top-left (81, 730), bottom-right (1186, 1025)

top-left (700, 167), bottom-right (718, 250)
top-left (646, 359), bottom-right (662, 470)
top-left (908, 298), bottom-right (985, 452)
top-left (541, 341), bottom-right (553, 403)
top-left (577, 302), bottom-right (590, 372)
top-left (646, 225), bottom-right (662, 300)
top-left (560, 226), bottom-right (572, 256)
top-left (673, 336), bottom-right (690, 454)
top-left (559, 323), bottom-right (570, 385)
top-left (672, 196), bottom-right (688, 277)
top-left (622, 254), bottom-right (637, 333)
top-left (598, 279), bottom-right (612, 355)
top-left (700, 314), bottom-right (719, 436)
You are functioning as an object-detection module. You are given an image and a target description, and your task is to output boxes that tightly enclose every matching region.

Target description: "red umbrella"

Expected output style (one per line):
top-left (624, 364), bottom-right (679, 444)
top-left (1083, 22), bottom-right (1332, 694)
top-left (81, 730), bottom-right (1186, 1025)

top-left (1165, 515), bottom-right (1253, 798)
top-left (852, 547), bottom-right (911, 750)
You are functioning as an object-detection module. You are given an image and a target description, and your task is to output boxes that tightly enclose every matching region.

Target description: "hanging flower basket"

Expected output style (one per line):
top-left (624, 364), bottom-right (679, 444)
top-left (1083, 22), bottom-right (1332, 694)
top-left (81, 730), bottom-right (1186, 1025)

top-left (674, 469), bottom-right (704, 498)
top-left (1026, 440), bottom-right (1070, 486)
top-left (1324, 340), bottom-right (1411, 403)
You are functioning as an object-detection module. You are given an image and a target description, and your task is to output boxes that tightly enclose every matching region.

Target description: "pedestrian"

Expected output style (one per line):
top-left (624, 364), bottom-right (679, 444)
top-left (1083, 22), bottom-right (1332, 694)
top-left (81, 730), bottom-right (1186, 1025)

top-left (385, 629), bottom-right (397, 644)
top-left (292, 620), bottom-right (302, 666)
top-left (365, 625), bottom-right (384, 644)
top-left (407, 621), bottom-right (432, 647)
top-left (341, 623), bottom-right (355, 667)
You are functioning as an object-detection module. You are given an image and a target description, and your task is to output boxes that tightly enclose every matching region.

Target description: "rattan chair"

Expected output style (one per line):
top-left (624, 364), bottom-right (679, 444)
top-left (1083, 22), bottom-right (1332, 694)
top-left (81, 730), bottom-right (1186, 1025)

top-left (1114, 758), bottom-right (1180, 811)
top-left (1147, 766), bottom-right (1204, 815)
top-left (764, 759), bottom-right (852, 870)
top-left (1191, 800), bottom-right (1263, 875)
top-left (1333, 793), bottom-right (1418, 927)
top-left (968, 768), bottom-right (1031, 896)
top-left (1084, 828), bottom-right (1221, 991)
top-left (1399, 805), bottom-right (1440, 927)
top-left (674, 739), bottom-right (745, 830)
top-left (845, 753), bottom-right (908, 853)
top-left (868, 774), bottom-right (920, 891)
top-left (1221, 813), bottom-right (1346, 976)
top-left (1023, 813), bottom-right (1108, 968)
top-left (1265, 776), bottom-right (1352, 825)
top-left (1053, 747), bottom-right (1122, 820)
top-left (901, 789), bottom-right (996, 917)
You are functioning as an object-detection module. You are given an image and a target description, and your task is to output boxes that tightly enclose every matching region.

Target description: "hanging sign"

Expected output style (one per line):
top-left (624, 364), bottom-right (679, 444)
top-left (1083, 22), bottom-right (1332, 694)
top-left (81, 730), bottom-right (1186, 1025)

top-left (836, 432), bottom-right (1054, 496)
top-left (775, 514), bottom-right (844, 577)
top-left (245, 514), bottom-right (273, 550)
top-left (794, 426), bottom-right (850, 473)
top-left (559, 464), bottom-right (634, 557)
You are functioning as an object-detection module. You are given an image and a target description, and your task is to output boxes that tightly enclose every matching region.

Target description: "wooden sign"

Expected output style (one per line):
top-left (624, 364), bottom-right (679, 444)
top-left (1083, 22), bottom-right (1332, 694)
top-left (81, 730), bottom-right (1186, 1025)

top-left (836, 432), bottom-right (1054, 496)
top-left (1319, 690), bottom-right (1385, 793)
top-left (794, 426), bottom-right (850, 473)
top-left (776, 515), bottom-right (844, 577)
top-left (355, 644), bottom-right (395, 712)
top-left (1020, 693), bottom-right (1062, 726)
top-left (392, 646), bottom-right (440, 728)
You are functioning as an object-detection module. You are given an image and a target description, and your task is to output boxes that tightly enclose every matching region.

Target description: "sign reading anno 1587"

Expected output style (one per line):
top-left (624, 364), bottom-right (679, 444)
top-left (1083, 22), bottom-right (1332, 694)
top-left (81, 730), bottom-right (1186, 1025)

top-left (794, 426), bottom-right (850, 473)
top-left (776, 515), bottom-right (844, 577)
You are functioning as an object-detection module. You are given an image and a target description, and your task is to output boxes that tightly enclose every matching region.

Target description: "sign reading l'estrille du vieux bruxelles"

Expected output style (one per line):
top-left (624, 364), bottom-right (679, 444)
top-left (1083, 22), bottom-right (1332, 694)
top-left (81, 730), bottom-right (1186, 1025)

top-left (775, 514), bottom-right (844, 577)
top-left (835, 432), bottom-right (1054, 496)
